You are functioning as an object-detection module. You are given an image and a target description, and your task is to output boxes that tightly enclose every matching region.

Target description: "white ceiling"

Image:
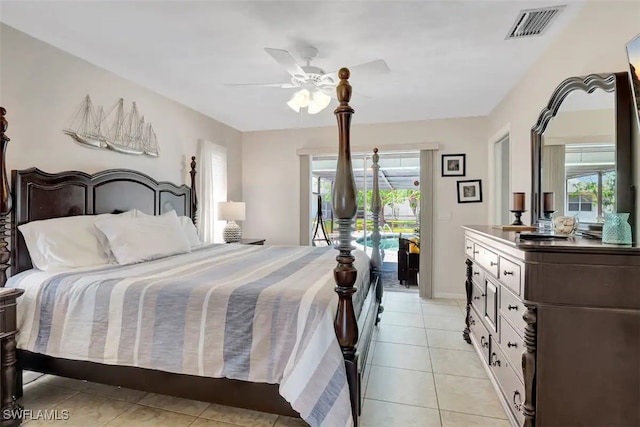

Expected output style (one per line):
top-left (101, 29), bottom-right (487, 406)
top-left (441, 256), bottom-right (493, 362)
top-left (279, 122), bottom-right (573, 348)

top-left (0, 1), bottom-right (585, 132)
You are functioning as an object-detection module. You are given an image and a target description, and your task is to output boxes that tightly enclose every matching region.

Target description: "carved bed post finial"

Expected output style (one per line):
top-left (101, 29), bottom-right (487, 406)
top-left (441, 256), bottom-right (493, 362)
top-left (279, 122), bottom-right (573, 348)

top-left (332, 68), bottom-right (359, 420)
top-left (190, 156), bottom-right (198, 225)
top-left (370, 148), bottom-right (382, 271)
top-left (0, 107), bottom-right (12, 287)
top-left (370, 148), bottom-right (384, 323)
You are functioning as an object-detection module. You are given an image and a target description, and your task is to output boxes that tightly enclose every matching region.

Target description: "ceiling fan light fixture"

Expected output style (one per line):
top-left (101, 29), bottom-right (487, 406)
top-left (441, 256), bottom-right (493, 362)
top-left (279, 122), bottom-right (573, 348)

top-left (307, 91), bottom-right (332, 115)
top-left (287, 89), bottom-right (311, 112)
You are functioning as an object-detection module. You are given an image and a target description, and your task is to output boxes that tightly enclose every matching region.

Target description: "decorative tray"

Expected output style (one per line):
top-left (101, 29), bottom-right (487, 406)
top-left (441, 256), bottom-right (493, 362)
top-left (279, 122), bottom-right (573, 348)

top-left (518, 233), bottom-right (571, 240)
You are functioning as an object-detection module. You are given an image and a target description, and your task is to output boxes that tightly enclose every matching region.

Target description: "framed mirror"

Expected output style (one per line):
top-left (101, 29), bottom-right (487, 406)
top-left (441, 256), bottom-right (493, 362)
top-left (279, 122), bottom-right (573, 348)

top-left (531, 73), bottom-right (634, 235)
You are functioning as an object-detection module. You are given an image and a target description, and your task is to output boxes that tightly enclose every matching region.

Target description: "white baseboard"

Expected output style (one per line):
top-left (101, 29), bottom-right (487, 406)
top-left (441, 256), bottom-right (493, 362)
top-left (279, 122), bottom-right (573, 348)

top-left (433, 292), bottom-right (466, 300)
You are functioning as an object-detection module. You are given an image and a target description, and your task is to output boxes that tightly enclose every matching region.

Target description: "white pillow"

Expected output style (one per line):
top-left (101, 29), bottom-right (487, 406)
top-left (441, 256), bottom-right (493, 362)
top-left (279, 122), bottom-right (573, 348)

top-left (96, 210), bottom-right (137, 261)
top-left (133, 210), bottom-right (201, 249)
top-left (178, 216), bottom-right (202, 249)
top-left (18, 213), bottom-right (129, 271)
top-left (94, 210), bottom-right (191, 265)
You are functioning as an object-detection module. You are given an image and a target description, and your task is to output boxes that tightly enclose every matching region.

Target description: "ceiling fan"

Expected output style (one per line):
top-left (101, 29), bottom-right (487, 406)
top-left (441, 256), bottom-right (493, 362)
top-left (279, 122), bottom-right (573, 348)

top-left (226, 46), bottom-right (390, 114)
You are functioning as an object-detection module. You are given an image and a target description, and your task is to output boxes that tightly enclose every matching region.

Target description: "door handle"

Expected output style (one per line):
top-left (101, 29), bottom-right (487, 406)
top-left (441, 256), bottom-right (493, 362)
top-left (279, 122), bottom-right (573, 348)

top-left (490, 352), bottom-right (501, 367)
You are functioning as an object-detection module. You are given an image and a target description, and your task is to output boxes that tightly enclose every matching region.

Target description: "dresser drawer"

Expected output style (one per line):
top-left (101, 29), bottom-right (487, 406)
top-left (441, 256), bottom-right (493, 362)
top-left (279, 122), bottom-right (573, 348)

top-left (499, 316), bottom-right (524, 382)
top-left (476, 244), bottom-right (499, 277)
top-left (484, 279), bottom-right (499, 333)
top-left (489, 336), bottom-right (525, 426)
top-left (469, 307), bottom-right (491, 364)
top-left (471, 263), bottom-right (484, 287)
top-left (499, 256), bottom-right (522, 296)
top-left (465, 239), bottom-right (475, 258)
top-left (500, 287), bottom-right (525, 337)
top-left (471, 281), bottom-right (484, 315)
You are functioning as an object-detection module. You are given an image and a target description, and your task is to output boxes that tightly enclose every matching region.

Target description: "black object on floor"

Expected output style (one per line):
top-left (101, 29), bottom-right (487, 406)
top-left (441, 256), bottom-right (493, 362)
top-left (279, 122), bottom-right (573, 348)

top-left (380, 262), bottom-right (417, 291)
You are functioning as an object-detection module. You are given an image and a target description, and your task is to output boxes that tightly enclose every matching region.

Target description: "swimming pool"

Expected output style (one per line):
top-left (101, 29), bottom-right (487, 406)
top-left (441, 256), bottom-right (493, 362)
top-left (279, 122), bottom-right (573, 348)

top-left (355, 233), bottom-right (416, 250)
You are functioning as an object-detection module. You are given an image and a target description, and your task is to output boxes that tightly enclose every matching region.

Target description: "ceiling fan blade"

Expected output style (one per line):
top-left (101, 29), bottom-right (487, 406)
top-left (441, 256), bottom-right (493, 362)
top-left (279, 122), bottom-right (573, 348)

top-left (349, 59), bottom-right (390, 75)
top-left (225, 83), bottom-right (298, 88)
top-left (264, 48), bottom-right (308, 79)
top-left (326, 59), bottom-right (390, 81)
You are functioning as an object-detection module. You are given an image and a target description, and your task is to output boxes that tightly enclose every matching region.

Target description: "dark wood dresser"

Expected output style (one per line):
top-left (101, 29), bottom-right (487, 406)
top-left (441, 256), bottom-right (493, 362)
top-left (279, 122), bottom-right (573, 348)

top-left (462, 226), bottom-right (640, 427)
top-left (0, 288), bottom-right (23, 426)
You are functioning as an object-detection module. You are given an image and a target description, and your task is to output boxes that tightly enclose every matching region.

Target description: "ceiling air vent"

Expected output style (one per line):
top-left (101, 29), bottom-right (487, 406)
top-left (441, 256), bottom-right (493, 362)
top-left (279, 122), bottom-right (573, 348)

top-left (506, 5), bottom-right (566, 39)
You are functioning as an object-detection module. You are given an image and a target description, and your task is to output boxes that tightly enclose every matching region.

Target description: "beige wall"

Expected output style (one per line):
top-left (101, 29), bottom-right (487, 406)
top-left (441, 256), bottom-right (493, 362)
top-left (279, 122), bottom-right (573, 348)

top-left (242, 117), bottom-right (488, 299)
top-left (543, 108), bottom-right (615, 144)
top-left (487, 0), bottom-right (640, 226)
top-left (0, 24), bottom-right (243, 200)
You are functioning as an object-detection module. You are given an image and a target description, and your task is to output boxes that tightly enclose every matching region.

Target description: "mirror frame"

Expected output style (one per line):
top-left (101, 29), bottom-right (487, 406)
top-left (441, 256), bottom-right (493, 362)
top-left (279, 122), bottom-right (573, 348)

top-left (530, 72), bottom-right (634, 234)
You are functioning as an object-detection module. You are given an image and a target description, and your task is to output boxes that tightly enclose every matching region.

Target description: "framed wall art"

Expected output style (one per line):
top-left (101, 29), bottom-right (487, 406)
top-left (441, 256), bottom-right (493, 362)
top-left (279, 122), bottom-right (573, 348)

top-left (626, 33), bottom-right (640, 129)
top-left (457, 179), bottom-right (483, 203)
top-left (441, 154), bottom-right (466, 177)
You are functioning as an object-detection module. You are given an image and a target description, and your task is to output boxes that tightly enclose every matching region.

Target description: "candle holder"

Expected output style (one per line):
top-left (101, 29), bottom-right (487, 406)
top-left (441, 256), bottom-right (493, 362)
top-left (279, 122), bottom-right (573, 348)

top-left (543, 210), bottom-right (556, 220)
top-left (510, 210), bottom-right (526, 226)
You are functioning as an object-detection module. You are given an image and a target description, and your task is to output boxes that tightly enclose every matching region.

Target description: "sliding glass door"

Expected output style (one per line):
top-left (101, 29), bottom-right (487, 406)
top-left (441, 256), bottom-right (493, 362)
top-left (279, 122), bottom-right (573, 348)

top-left (310, 152), bottom-right (421, 277)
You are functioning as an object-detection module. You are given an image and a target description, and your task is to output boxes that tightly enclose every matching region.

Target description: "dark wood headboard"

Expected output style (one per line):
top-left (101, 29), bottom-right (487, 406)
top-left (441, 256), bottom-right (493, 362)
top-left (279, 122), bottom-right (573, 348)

top-left (10, 163), bottom-right (197, 275)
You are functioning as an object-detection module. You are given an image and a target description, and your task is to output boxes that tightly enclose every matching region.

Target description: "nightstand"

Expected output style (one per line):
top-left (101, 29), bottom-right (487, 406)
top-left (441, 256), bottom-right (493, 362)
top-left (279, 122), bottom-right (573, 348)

top-left (0, 288), bottom-right (23, 426)
top-left (237, 238), bottom-right (266, 245)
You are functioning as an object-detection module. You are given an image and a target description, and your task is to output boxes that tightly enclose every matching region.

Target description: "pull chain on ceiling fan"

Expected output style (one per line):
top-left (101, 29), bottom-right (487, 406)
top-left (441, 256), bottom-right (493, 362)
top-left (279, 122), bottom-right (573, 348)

top-left (226, 46), bottom-right (390, 114)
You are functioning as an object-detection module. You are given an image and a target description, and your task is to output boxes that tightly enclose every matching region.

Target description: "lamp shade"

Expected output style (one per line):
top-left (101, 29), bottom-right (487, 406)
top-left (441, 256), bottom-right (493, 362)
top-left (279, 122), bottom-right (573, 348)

top-left (217, 202), bottom-right (246, 221)
top-left (287, 89), bottom-right (311, 113)
top-left (308, 91), bottom-right (332, 114)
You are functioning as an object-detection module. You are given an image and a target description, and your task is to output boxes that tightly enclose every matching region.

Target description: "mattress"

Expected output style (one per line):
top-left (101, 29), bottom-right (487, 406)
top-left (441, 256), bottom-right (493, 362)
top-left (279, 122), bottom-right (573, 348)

top-left (6, 244), bottom-right (371, 427)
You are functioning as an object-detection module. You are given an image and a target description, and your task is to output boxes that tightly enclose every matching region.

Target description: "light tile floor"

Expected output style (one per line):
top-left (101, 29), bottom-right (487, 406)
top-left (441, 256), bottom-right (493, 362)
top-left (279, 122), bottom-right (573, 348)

top-left (18, 291), bottom-right (510, 426)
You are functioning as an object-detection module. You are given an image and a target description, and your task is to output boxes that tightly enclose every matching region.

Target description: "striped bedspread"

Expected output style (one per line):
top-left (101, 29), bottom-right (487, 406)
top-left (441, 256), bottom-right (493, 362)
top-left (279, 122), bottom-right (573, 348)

top-left (6, 244), bottom-right (371, 427)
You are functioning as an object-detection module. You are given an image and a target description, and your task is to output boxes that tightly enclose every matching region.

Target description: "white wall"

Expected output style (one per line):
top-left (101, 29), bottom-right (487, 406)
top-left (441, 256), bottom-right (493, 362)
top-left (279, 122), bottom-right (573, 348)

top-left (0, 23), bottom-right (243, 201)
top-left (487, 1), bottom-right (640, 226)
top-left (243, 117), bottom-right (488, 299)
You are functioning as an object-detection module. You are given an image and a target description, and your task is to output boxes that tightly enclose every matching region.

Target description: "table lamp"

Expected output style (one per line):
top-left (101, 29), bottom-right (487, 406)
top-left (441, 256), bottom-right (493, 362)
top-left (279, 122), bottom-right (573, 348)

top-left (218, 201), bottom-right (245, 243)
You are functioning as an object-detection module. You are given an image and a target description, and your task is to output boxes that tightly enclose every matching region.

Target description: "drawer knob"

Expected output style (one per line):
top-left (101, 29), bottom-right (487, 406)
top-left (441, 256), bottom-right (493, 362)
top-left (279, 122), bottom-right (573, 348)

top-left (466, 246), bottom-right (472, 250)
top-left (513, 391), bottom-right (522, 412)
top-left (473, 271), bottom-right (480, 276)
top-left (507, 342), bottom-right (518, 348)
top-left (490, 261), bottom-right (498, 267)
top-left (469, 318), bottom-right (476, 325)
top-left (473, 296), bottom-right (480, 300)
top-left (503, 270), bottom-right (514, 276)
top-left (490, 352), bottom-right (501, 367)
top-left (473, 250), bottom-right (480, 254)
top-left (508, 305), bottom-right (518, 311)
top-left (480, 336), bottom-right (489, 348)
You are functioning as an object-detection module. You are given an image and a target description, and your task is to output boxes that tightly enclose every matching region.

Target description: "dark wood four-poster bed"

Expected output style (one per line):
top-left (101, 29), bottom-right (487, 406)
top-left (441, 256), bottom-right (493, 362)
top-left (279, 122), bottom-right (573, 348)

top-left (0, 68), bottom-right (385, 426)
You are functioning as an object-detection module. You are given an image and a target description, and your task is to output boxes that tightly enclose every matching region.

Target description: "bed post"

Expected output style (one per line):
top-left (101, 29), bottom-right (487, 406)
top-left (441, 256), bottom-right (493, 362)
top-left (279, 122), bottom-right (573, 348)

top-left (0, 108), bottom-right (23, 427)
top-left (370, 148), bottom-right (384, 324)
top-left (189, 156), bottom-right (198, 225)
top-left (332, 68), bottom-right (360, 424)
top-left (0, 107), bottom-right (12, 287)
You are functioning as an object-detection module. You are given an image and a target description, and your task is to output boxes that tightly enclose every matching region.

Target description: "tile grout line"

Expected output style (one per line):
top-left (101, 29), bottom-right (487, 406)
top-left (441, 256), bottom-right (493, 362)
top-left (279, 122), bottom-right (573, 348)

top-left (363, 396), bottom-right (440, 412)
top-left (440, 408), bottom-right (510, 421)
top-left (368, 363), bottom-right (432, 374)
top-left (421, 301), bottom-right (444, 427)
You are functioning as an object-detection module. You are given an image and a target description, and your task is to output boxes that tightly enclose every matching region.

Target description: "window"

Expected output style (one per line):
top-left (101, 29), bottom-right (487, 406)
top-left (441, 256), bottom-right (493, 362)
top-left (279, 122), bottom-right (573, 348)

top-left (563, 143), bottom-right (615, 222)
top-left (567, 195), bottom-right (592, 212)
top-left (198, 141), bottom-right (227, 243)
top-left (565, 171), bottom-right (614, 222)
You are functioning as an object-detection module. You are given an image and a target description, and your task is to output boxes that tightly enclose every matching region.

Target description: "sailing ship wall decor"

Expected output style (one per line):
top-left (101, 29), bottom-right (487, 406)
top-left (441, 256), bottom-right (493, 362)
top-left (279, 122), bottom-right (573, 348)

top-left (63, 95), bottom-right (159, 157)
